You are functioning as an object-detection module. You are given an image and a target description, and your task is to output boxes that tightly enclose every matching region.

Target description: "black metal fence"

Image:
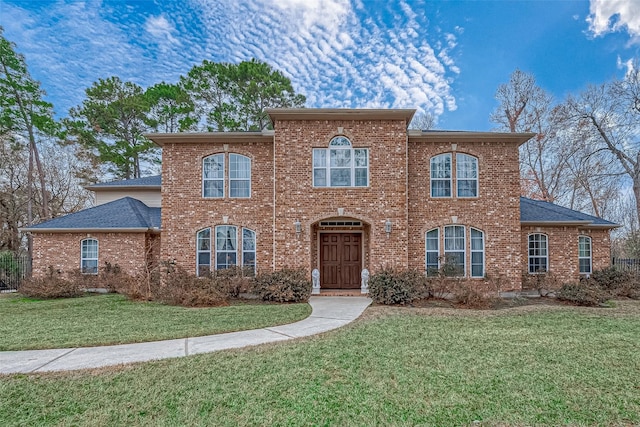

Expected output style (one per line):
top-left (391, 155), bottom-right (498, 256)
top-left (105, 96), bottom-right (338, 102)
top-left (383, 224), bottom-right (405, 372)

top-left (612, 258), bottom-right (640, 275)
top-left (0, 252), bottom-right (31, 291)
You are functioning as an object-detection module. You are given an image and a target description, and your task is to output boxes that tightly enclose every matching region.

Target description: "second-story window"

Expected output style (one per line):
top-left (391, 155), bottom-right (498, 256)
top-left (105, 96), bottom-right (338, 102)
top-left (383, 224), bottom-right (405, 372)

top-left (203, 153), bottom-right (251, 198)
top-left (430, 153), bottom-right (479, 198)
top-left (313, 136), bottom-right (368, 187)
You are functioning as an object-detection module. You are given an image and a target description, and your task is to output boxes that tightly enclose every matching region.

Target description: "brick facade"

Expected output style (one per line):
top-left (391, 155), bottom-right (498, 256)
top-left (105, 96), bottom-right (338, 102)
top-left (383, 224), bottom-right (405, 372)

top-left (27, 109), bottom-right (616, 290)
top-left (32, 232), bottom-right (156, 277)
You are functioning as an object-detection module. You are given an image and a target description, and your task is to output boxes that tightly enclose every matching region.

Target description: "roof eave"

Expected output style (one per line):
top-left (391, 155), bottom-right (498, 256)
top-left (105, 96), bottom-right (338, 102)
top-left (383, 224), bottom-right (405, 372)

top-left (266, 108), bottom-right (416, 125)
top-left (409, 130), bottom-right (535, 145)
top-left (20, 227), bottom-right (159, 233)
top-left (86, 185), bottom-right (161, 191)
top-left (145, 131), bottom-right (274, 147)
top-left (521, 221), bottom-right (618, 229)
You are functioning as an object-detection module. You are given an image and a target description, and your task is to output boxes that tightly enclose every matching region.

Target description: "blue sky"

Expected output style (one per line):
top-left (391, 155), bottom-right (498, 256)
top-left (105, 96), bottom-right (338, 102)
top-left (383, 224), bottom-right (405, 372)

top-left (1, 0), bottom-right (639, 131)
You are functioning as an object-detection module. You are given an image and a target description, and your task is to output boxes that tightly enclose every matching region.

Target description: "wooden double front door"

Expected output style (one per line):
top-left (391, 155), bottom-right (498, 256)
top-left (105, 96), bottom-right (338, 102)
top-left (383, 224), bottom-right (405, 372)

top-left (320, 233), bottom-right (362, 289)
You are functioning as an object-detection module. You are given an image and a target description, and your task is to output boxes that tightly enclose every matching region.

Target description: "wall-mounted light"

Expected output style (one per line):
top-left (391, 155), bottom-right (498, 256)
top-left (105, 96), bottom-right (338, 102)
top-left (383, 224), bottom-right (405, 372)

top-left (295, 220), bottom-right (302, 235)
top-left (384, 219), bottom-right (392, 236)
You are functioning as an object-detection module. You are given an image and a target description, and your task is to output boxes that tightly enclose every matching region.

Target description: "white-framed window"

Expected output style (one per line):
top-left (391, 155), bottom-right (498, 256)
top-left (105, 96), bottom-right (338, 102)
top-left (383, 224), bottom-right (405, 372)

top-left (229, 154), bottom-right (251, 198)
top-left (216, 225), bottom-right (237, 270)
top-left (456, 153), bottom-right (478, 197)
top-left (81, 238), bottom-right (98, 274)
top-left (196, 226), bottom-right (257, 276)
top-left (444, 225), bottom-right (465, 276)
top-left (196, 228), bottom-right (211, 276)
top-left (578, 236), bottom-right (592, 274)
top-left (313, 136), bottom-right (369, 187)
top-left (528, 233), bottom-right (548, 273)
top-left (242, 228), bottom-right (256, 276)
top-left (430, 153), bottom-right (452, 197)
top-left (203, 153), bottom-right (251, 198)
top-left (425, 228), bottom-right (440, 276)
top-left (203, 154), bottom-right (224, 198)
top-left (470, 228), bottom-right (484, 277)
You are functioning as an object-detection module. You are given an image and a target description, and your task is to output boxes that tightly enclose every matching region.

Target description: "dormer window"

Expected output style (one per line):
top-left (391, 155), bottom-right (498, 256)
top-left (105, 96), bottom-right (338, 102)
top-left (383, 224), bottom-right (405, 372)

top-left (313, 136), bottom-right (369, 187)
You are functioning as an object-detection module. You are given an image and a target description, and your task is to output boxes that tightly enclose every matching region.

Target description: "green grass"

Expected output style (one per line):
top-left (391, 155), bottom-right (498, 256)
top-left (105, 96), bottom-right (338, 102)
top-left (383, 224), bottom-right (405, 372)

top-left (0, 293), bottom-right (311, 351)
top-left (1, 301), bottom-right (639, 426)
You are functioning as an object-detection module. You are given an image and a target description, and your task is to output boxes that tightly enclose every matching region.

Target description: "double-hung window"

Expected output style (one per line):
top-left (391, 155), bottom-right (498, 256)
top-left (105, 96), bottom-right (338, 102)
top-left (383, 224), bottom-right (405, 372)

top-left (313, 136), bottom-right (368, 187)
top-left (196, 226), bottom-right (257, 276)
top-left (81, 238), bottom-right (98, 274)
top-left (470, 228), bottom-right (484, 277)
top-left (430, 153), bottom-right (478, 198)
top-left (456, 154), bottom-right (478, 197)
top-left (425, 226), bottom-right (484, 277)
top-left (425, 229), bottom-right (440, 275)
top-left (528, 233), bottom-right (548, 273)
top-left (430, 154), bottom-right (451, 197)
top-left (203, 153), bottom-right (251, 198)
top-left (444, 225), bottom-right (465, 276)
top-left (578, 236), bottom-right (592, 274)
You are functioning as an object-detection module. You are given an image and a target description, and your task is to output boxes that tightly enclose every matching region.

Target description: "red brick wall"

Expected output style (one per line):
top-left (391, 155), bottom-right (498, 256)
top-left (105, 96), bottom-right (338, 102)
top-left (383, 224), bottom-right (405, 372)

top-left (521, 226), bottom-right (612, 282)
top-left (160, 141), bottom-right (274, 274)
top-left (408, 140), bottom-right (523, 289)
top-left (272, 119), bottom-right (409, 273)
top-left (31, 232), bottom-right (150, 277)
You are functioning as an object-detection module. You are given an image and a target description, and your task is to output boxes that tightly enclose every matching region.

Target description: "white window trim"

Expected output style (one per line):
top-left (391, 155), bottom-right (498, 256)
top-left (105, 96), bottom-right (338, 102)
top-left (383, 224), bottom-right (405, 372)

top-left (470, 228), bottom-right (485, 278)
top-left (215, 225), bottom-right (238, 270)
top-left (312, 136), bottom-right (369, 188)
top-left (444, 225), bottom-right (466, 277)
top-left (578, 236), bottom-right (592, 275)
top-left (528, 233), bottom-right (549, 274)
top-left (456, 153), bottom-right (479, 198)
top-left (242, 228), bottom-right (257, 275)
top-left (196, 228), bottom-right (211, 276)
top-left (425, 228), bottom-right (440, 275)
top-left (202, 154), bottom-right (225, 198)
top-left (229, 153), bottom-right (251, 198)
top-left (80, 238), bottom-right (99, 275)
top-left (430, 153), bottom-right (452, 198)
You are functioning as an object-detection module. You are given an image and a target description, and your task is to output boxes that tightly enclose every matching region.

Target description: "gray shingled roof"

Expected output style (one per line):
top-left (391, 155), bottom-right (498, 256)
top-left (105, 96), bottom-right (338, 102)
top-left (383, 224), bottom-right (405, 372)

top-left (87, 175), bottom-right (161, 188)
top-left (25, 197), bottom-right (161, 231)
top-left (520, 197), bottom-right (618, 227)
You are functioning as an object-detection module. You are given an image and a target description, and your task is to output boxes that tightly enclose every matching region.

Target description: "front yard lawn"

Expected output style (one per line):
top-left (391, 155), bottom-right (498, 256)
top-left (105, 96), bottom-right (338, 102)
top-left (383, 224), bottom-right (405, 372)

top-left (0, 293), bottom-right (311, 351)
top-left (1, 300), bottom-right (639, 426)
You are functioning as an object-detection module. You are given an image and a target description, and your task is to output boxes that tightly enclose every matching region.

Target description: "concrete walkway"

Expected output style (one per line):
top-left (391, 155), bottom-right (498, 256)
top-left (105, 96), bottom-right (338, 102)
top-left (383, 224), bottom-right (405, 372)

top-left (0, 296), bottom-right (371, 374)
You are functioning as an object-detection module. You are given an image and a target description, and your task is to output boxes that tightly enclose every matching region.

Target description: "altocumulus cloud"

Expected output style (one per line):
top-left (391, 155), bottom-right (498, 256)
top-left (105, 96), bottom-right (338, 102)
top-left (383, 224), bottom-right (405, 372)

top-left (2, 0), bottom-right (460, 120)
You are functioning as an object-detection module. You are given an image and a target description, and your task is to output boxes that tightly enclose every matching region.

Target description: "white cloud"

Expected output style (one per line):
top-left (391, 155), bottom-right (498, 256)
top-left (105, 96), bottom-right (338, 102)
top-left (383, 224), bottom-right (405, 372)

top-left (2, 0), bottom-right (460, 121)
top-left (587, 0), bottom-right (640, 43)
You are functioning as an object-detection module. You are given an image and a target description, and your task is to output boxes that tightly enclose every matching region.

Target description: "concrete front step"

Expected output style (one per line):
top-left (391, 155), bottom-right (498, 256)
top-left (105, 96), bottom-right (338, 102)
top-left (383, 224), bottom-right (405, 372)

top-left (317, 289), bottom-right (367, 297)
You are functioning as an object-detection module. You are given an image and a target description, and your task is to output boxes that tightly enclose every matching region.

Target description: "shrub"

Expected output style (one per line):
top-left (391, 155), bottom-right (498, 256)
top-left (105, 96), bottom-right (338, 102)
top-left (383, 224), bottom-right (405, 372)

top-left (155, 266), bottom-right (229, 307)
top-left (20, 267), bottom-right (83, 299)
top-left (587, 267), bottom-right (640, 299)
top-left (208, 266), bottom-right (255, 298)
top-left (556, 282), bottom-right (610, 307)
top-left (451, 281), bottom-right (495, 309)
top-left (368, 268), bottom-right (429, 305)
top-left (253, 268), bottom-right (311, 303)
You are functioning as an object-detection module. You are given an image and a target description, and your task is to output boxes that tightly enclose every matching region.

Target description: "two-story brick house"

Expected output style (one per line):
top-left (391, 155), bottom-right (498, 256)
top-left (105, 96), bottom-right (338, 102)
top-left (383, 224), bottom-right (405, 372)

top-left (25, 108), bottom-right (617, 291)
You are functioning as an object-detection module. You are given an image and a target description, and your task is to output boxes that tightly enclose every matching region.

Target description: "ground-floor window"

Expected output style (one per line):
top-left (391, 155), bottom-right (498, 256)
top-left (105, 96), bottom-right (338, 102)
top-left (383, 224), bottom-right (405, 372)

top-left (578, 236), bottom-right (592, 274)
top-left (81, 238), bottom-right (98, 274)
top-left (528, 233), bottom-right (548, 273)
top-left (197, 226), bottom-right (256, 276)
top-left (426, 225), bottom-right (484, 277)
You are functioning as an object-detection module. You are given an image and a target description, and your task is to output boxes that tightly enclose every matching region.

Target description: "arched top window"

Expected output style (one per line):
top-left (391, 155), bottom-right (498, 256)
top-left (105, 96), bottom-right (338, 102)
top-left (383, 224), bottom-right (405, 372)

top-left (528, 233), bottom-right (548, 273)
top-left (578, 236), bottom-right (592, 274)
top-left (313, 136), bottom-right (368, 187)
top-left (202, 153), bottom-right (251, 198)
top-left (430, 152), bottom-right (478, 198)
top-left (81, 238), bottom-right (98, 275)
top-left (329, 136), bottom-right (352, 147)
top-left (425, 225), bottom-right (485, 278)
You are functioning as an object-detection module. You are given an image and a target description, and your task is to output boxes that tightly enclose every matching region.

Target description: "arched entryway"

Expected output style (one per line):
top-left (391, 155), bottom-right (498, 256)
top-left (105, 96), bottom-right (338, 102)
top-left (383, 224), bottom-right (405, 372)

top-left (312, 217), bottom-right (370, 289)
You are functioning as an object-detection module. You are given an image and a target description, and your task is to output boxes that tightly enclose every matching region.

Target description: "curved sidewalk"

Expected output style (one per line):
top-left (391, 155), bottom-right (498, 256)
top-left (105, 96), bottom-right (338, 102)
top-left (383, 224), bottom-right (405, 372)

top-left (0, 296), bottom-right (371, 374)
